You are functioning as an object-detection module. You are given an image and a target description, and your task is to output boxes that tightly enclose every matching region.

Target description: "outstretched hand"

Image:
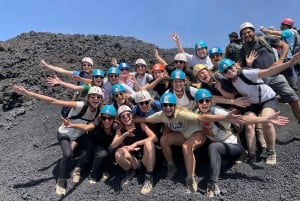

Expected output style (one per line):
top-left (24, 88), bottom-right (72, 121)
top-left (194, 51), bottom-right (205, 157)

top-left (267, 111), bottom-right (289, 125)
top-left (234, 97), bottom-right (251, 108)
top-left (225, 109), bottom-right (246, 125)
top-left (13, 85), bottom-right (29, 96)
top-left (47, 75), bottom-right (60, 86)
top-left (246, 50), bottom-right (258, 67)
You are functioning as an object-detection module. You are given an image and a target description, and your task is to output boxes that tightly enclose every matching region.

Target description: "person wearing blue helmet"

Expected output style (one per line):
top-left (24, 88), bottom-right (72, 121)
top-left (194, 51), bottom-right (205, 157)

top-left (118, 61), bottom-right (135, 89)
top-left (171, 32), bottom-right (213, 69)
top-left (194, 88), bottom-right (289, 197)
top-left (134, 92), bottom-right (248, 193)
top-left (111, 83), bottom-right (134, 111)
top-left (103, 66), bottom-right (135, 104)
top-left (62, 104), bottom-right (119, 184)
top-left (218, 53), bottom-right (300, 165)
top-left (208, 46), bottom-right (224, 73)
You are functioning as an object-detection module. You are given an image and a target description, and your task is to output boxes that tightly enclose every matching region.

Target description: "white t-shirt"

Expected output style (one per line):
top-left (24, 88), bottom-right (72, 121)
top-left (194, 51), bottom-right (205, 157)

top-left (58, 101), bottom-right (98, 140)
top-left (165, 86), bottom-right (198, 110)
top-left (184, 53), bottom-right (213, 69)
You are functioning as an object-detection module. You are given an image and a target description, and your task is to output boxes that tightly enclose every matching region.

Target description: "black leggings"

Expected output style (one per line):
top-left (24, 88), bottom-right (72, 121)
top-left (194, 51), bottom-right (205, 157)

top-left (57, 132), bottom-right (93, 179)
top-left (208, 142), bottom-right (243, 184)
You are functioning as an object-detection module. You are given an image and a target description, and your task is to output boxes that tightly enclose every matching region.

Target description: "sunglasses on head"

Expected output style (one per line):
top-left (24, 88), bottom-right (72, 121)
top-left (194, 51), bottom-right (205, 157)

top-left (222, 66), bottom-right (233, 74)
top-left (198, 99), bottom-right (212, 104)
top-left (139, 101), bottom-right (150, 106)
top-left (174, 60), bottom-right (185, 64)
top-left (120, 112), bottom-right (131, 119)
top-left (109, 74), bottom-right (118, 78)
top-left (162, 103), bottom-right (175, 108)
top-left (93, 75), bottom-right (104, 79)
top-left (89, 95), bottom-right (102, 99)
top-left (210, 53), bottom-right (222, 59)
top-left (101, 116), bottom-right (114, 121)
top-left (114, 92), bottom-right (124, 98)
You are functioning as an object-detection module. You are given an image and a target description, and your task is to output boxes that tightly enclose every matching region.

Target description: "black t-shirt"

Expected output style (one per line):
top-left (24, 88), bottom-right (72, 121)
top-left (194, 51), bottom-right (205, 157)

top-left (89, 122), bottom-right (117, 148)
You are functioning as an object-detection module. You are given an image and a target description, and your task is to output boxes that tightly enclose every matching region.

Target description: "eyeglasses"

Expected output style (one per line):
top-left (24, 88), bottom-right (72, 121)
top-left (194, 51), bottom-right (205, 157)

top-left (162, 103), bottom-right (175, 108)
top-left (174, 60), bottom-right (185, 64)
top-left (139, 101), bottom-right (150, 106)
top-left (82, 64), bottom-right (92, 67)
top-left (93, 75), bottom-right (104, 79)
top-left (120, 112), bottom-right (131, 119)
top-left (136, 64), bottom-right (146, 68)
top-left (222, 66), bottom-right (233, 74)
top-left (198, 99), bottom-right (212, 104)
top-left (114, 92), bottom-right (124, 98)
top-left (209, 53), bottom-right (222, 59)
top-left (120, 68), bottom-right (129, 71)
top-left (89, 95), bottom-right (102, 99)
top-left (109, 74), bottom-right (118, 78)
top-left (101, 116), bottom-right (114, 121)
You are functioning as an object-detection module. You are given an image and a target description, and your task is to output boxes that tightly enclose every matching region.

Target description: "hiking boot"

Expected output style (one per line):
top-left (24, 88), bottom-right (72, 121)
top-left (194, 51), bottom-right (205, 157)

top-left (100, 172), bottom-right (110, 182)
top-left (206, 183), bottom-right (220, 198)
top-left (185, 177), bottom-right (197, 193)
top-left (266, 150), bottom-right (277, 165)
top-left (72, 167), bottom-right (81, 183)
top-left (88, 175), bottom-right (97, 184)
top-left (141, 175), bottom-right (153, 195)
top-left (244, 154), bottom-right (257, 164)
top-left (256, 147), bottom-right (267, 160)
top-left (167, 163), bottom-right (177, 179)
top-left (121, 169), bottom-right (135, 187)
top-left (55, 178), bottom-right (66, 196)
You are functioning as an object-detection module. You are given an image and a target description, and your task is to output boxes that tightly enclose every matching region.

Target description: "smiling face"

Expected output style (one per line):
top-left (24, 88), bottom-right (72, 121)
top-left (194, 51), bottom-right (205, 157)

top-left (209, 53), bottom-right (223, 68)
top-left (161, 103), bottom-right (175, 118)
top-left (101, 115), bottom-right (114, 128)
top-left (197, 98), bottom-right (212, 113)
top-left (119, 111), bottom-right (132, 125)
top-left (82, 62), bottom-right (93, 74)
top-left (222, 64), bottom-right (238, 79)
top-left (241, 28), bottom-right (255, 43)
top-left (172, 79), bottom-right (185, 92)
top-left (138, 100), bottom-right (151, 113)
top-left (92, 76), bottom-right (104, 86)
top-left (88, 94), bottom-right (102, 109)
top-left (196, 48), bottom-right (208, 59)
top-left (196, 68), bottom-right (211, 83)
top-left (114, 92), bottom-right (126, 105)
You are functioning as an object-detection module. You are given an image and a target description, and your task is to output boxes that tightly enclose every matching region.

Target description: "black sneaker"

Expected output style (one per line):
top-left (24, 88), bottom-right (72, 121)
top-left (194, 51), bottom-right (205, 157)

top-left (206, 183), bottom-right (220, 198)
top-left (244, 154), bottom-right (257, 164)
top-left (121, 169), bottom-right (135, 187)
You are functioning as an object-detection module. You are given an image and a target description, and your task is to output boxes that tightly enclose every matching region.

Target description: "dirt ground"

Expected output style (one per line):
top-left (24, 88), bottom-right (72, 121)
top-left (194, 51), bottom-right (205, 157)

top-left (0, 98), bottom-right (299, 201)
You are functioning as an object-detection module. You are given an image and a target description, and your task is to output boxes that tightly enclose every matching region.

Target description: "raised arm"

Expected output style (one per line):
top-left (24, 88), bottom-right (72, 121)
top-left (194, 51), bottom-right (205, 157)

top-left (62, 118), bottom-right (96, 132)
top-left (154, 49), bottom-right (168, 67)
top-left (171, 33), bottom-right (185, 53)
top-left (40, 59), bottom-right (73, 76)
top-left (47, 75), bottom-right (84, 92)
top-left (13, 85), bottom-right (77, 108)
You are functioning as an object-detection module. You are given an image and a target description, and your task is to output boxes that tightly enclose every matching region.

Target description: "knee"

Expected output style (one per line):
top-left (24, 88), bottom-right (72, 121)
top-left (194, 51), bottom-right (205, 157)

top-left (95, 149), bottom-right (108, 159)
top-left (160, 135), bottom-right (168, 147)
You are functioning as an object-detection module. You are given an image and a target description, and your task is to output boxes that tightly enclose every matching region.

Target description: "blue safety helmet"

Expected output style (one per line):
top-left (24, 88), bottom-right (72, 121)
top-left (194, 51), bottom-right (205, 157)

top-left (160, 93), bottom-right (177, 104)
top-left (209, 47), bottom-right (223, 56)
top-left (170, 69), bottom-right (186, 80)
top-left (218, 58), bottom-right (235, 74)
top-left (100, 105), bottom-right (116, 116)
top-left (111, 83), bottom-right (125, 94)
top-left (194, 40), bottom-right (208, 50)
top-left (119, 62), bottom-right (130, 70)
top-left (195, 89), bottom-right (212, 102)
top-left (92, 69), bottom-right (105, 77)
top-left (107, 66), bottom-right (120, 75)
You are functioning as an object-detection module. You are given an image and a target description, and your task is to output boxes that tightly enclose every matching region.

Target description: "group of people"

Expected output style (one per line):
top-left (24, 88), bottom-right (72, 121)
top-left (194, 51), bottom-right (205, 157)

top-left (13, 18), bottom-right (300, 198)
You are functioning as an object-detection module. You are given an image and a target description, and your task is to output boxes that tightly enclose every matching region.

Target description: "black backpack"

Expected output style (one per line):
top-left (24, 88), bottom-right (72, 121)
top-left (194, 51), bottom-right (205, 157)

top-left (61, 102), bottom-right (100, 121)
top-left (228, 41), bottom-right (243, 62)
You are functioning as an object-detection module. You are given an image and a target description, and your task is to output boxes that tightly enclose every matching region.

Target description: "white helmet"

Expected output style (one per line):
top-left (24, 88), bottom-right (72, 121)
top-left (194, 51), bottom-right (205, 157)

top-left (117, 105), bottom-right (132, 116)
top-left (135, 90), bottom-right (152, 103)
top-left (240, 22), bottom-right (255, 32)
top-left (81, 57), bottom-right (94, 66)
top-left (88, 86), bottom-right (103, 97)
top-left (174, 53), bottom-right (187, 62)
top-left (135, 58), bottom-right (147, 66)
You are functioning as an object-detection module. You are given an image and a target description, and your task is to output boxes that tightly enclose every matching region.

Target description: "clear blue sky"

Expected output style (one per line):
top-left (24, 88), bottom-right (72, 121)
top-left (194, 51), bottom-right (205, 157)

top-left (1, 0), bottom-right (299, 50)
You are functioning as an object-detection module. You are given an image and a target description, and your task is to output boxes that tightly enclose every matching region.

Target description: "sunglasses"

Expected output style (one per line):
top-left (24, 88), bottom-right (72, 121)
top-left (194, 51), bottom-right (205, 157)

top-left (136, 64), bottom-right (146, 68)
top-left (120, 68), bottom-right (129, 71)
top-left (210, 53), bottom-right (222, 59)
top-left (109, 74), bottom-right (118, 78)
top-left (198, 99), bottom-right (212, 104)
top-left (120, 112), bottom-right (131, 119)
top-left (89, 95), bottom-right (102, 99)
top-left (82, 64), bottom-right (92, 67)
top-left (139, 101), bottom-right (150, 106)
top-left (174, 60), bottom-right (185, 64)
top-left (114, 92), bottom-right (124, 98)
top-left (162, 103), bottom-right (175, 108)
top-left (222, 66), bottom-right (233, 74)
top-left (93, 75), bottom-right (104, 79)
top-left (102, 116), bottom-right (114, 121)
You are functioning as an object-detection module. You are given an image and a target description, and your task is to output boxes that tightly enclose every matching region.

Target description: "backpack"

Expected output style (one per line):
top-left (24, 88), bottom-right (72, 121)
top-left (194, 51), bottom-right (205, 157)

top-left (61, 102), bottom-right (100, 121)
top-left (236, 69), bottom-right (265, 105)
top-left (283, 29), bottom-right (300, 55)
top-left (228, 41), bottom-right (243, 62)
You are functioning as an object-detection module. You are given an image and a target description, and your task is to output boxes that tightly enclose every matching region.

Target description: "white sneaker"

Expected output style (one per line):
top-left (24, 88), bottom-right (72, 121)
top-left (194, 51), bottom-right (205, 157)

top-left (266, 150), bottom-right (277, 165)
top-left (185, 177), bottom-right (197, 193)
top-left (72, 167), bottom-right (81, 183)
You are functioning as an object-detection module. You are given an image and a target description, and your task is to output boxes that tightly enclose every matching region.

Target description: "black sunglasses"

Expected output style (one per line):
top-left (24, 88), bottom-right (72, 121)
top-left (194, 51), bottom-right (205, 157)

top-left (198, 99), bottom-right (212, 104)
top-left (136, 64), bottom-right (146, 68)
top-left (94, 75), bottom-right (104, 79)
top-left (114, 92), bottom-right (124, 98)
top-left (162, 103), bottom-right (175, 108)
top-left (174, 60), bottom-right (185, 64)
top-left (102, 116), bottom-right (114, 121)
top-left (210, 53), bottom-right (222, 59)
top-left (139, 101), bottom-right (150, 106)
top-left (120, 112), bottom-right (131, 119)
top-left (120, 68), bottom-right (129, 71)
top-left (222, 66), bottom-right (233, 74)
top-left (109, 74), bottom-right (118, 78)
